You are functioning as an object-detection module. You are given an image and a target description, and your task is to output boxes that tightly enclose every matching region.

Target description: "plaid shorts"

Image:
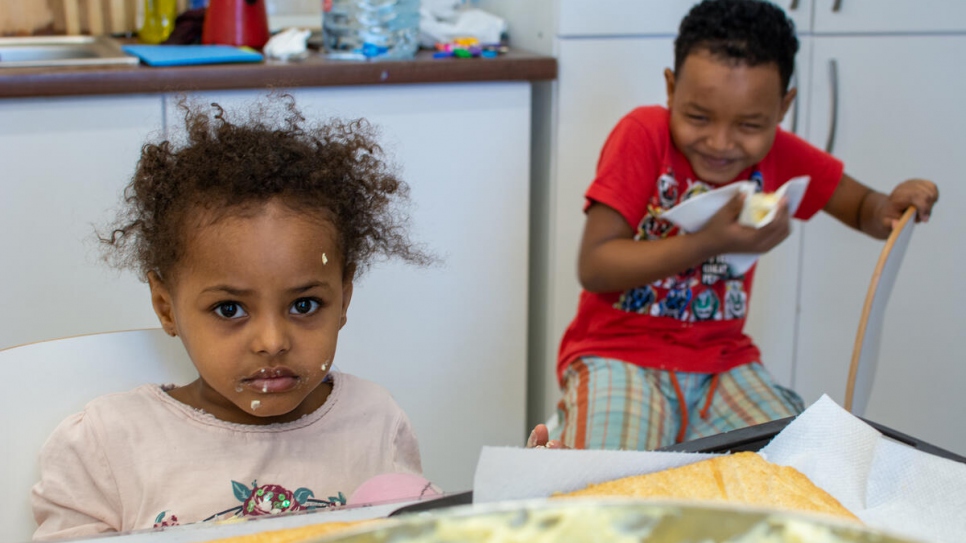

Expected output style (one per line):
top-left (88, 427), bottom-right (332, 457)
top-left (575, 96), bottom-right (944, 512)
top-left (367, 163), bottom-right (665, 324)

top-left (547, 357), bottom-right (804, 450)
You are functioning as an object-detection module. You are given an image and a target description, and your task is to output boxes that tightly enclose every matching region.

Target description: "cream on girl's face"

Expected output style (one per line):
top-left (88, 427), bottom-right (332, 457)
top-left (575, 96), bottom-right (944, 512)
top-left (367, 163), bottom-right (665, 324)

top-left (149, 200), bottom-right (352, 425)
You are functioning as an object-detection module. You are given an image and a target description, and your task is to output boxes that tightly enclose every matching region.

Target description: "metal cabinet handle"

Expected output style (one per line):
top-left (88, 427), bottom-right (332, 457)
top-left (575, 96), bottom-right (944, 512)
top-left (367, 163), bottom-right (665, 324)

top-left (789, 0), bottom-right (800, 10)
top-left (825, 59), bottom-right (839, 154)
top-left (833, 0), bottom-right (843, 12)
top-left (790, 71), bottom-right (800, 134)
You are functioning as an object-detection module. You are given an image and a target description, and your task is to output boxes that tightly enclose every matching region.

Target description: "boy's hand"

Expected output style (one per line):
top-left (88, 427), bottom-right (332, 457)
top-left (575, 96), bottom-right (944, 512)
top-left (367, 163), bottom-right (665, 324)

top-left (526, 424), bottom-right (568, 449)
top-left (698, 193), bottom-right (791, 255)
top-left (880, 179), bottom-right (939, 229)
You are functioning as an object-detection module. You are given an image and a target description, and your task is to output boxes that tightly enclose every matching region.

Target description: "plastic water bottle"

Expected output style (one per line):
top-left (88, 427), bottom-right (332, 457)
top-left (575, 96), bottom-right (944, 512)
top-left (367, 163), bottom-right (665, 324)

top-left (322, 0), bottom-right (421, 60)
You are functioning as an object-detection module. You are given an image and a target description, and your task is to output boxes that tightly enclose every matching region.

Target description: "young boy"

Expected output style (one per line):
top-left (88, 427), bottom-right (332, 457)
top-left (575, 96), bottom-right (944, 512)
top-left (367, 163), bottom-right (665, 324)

top-left (531, 0), bottom-right (938, 451)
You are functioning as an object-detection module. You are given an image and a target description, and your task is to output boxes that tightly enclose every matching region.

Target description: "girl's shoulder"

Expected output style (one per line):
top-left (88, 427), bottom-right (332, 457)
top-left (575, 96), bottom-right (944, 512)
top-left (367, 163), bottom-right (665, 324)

top-left (76, 384), bottom-right (176, 420)
top-left (41, 385), bottom-right (170, 453)
top-left (59, 384), bottom-right (168, 420)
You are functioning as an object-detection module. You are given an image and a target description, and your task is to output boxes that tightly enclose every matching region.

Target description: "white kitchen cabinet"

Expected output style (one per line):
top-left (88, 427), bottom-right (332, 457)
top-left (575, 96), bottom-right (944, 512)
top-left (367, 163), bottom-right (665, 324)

top-left (0, 96), bottom-right (165, 349)
top-left (796, 35), bottom-right (966, 454)
top-left (812, 0), bottom-right (966, 34)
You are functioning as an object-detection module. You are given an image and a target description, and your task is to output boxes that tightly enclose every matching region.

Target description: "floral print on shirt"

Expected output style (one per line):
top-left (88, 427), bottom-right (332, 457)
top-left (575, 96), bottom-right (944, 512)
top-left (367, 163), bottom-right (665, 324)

top-left (153, 480), bottom-right (347, 529)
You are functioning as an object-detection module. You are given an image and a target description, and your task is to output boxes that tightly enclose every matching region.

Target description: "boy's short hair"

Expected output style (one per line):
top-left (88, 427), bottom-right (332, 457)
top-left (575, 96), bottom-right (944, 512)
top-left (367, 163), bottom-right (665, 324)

top-left (675, 0), bottom-right (799, 92)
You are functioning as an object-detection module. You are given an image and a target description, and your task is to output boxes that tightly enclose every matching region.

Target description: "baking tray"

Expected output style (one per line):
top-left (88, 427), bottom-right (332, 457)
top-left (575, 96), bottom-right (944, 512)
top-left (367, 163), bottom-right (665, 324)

top-left (389, 416), bottom-right (966, 519)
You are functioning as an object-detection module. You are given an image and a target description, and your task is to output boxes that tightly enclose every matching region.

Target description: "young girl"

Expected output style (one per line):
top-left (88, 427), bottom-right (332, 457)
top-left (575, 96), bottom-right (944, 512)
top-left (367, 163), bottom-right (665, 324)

top-left (31, 96), bottom-right (433, 540)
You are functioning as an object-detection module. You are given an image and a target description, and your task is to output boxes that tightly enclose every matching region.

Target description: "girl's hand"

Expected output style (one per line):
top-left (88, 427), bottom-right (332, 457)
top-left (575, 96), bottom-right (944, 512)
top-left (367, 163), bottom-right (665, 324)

top-left (526, 424), bottom-right (568, 449)
top-left (697, 193), bottom-right (791, 255)
top-left (880, 179), bottom-right (939, 228)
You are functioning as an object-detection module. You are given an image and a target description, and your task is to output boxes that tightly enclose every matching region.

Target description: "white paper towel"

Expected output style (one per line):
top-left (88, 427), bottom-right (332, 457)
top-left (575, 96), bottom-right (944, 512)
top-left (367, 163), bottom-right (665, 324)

top-left (760, 395), bottom-right (966, 543)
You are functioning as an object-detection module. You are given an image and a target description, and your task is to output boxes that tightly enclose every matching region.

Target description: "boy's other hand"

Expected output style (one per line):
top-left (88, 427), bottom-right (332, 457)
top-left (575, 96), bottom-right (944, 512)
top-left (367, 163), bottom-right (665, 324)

top-left (526, 424), bottom-right (568, 449)
top-left (882, 179), bottom-right (939, 228)
top-left (699, 193), bottom-right (791, 255)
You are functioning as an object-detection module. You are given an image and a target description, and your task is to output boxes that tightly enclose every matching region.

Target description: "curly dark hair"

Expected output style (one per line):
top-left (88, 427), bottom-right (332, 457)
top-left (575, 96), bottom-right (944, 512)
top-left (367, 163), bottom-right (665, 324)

top-left (101, 94), bottom-right (431, 282)
top-left (675, 0), bottom-right (799, 92)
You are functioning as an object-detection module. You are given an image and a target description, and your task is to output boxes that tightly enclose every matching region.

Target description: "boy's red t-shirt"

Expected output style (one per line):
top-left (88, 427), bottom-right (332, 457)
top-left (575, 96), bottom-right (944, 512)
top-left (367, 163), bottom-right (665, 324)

top-left (557, 106), bottom-right (844, 380)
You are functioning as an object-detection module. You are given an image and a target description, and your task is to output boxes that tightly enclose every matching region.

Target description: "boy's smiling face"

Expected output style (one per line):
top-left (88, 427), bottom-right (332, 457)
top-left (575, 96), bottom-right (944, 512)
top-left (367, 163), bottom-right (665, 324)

top-left (148, 199), bottom-right (352, 425)
top-left (665, 48), bottom-right (796, 185)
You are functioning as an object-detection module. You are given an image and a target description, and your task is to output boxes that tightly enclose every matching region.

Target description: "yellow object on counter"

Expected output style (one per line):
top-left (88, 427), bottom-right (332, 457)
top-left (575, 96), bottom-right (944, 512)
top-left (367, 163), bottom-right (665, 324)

top-left (140, 0), bottom-right (178, 44)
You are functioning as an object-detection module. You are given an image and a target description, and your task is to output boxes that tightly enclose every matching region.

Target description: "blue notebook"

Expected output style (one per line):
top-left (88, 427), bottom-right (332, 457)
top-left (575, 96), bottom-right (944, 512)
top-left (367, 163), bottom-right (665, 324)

top-left (122, 45), bottom-right (264, 67)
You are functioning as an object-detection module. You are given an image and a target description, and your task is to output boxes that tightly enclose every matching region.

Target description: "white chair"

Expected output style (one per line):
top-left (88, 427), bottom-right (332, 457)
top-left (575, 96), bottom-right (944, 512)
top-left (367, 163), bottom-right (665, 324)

top-left (1, 329), bottom-right (196, 543)
top-left (844, 207), bottom-right (917, 417)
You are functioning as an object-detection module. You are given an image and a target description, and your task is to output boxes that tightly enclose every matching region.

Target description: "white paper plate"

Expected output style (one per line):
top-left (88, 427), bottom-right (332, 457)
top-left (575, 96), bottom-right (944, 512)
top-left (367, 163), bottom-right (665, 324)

top-left (659, 176), bottom-right (811, 275)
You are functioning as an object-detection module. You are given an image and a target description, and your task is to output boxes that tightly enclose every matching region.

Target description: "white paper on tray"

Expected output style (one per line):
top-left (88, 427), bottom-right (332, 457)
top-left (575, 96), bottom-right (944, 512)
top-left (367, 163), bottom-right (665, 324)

top-left (473, 395), bottom-right (966, 543)
top-left (760, 395), bottom-right (966, 543)
top-left (660, 176), bottom-right (810, 276)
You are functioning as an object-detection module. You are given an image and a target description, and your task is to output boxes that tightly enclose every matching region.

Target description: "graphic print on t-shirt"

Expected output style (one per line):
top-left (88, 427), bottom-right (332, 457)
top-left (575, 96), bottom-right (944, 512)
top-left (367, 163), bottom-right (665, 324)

top-left (613, 169), bottom-right (758, 323)
top-left (153, 480), bottom-right (347, 528)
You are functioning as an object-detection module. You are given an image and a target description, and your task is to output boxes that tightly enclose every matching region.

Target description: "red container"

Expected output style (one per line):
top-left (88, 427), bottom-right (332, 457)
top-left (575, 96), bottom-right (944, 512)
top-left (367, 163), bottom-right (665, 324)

top-left (202, 0), bottom-right (271, 49)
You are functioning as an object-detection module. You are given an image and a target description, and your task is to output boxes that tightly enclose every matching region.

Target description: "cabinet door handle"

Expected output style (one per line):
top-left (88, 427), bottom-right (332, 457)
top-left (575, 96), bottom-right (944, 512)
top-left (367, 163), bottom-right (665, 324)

top-left (790, 71), bottom-right (800, 134)
top-left (825, 59), bottom-right (839, 154)
top-left (789, 0), bottom-right (800, 10)
top-left (832, 0), bottom-right (843, 12)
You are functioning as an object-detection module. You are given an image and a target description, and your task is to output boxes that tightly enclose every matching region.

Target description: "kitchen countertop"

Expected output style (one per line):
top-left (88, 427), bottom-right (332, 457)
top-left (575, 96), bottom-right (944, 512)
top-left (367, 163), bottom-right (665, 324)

top-left (0, 48), bottom-right (557, 99)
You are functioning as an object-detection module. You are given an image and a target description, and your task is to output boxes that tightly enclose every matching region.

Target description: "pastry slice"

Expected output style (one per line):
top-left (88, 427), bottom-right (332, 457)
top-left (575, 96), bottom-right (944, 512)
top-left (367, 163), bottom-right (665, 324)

top-left (556, 452), bottom-right (857, 521)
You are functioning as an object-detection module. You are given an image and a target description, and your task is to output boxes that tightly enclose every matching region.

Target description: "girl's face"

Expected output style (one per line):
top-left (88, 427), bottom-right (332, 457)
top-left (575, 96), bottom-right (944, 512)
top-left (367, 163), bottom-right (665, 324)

top-left (148, 200), bottom-right (352, 425)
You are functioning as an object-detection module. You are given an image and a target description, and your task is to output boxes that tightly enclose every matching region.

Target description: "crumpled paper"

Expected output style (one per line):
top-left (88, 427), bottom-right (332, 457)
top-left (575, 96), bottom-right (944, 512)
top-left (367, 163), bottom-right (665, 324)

top-left (473, 395), bottom-right (966, 543)
top-left (263, 27), bottom-right (311, 60)
top-left (420, 0), bottom-right (507, 47)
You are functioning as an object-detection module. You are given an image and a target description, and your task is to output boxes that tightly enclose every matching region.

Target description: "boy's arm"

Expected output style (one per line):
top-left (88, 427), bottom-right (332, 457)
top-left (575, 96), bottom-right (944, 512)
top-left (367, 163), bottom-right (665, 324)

top-left (579, 196), bottom-right (791, 293)
top-left (823, 174), bottom-right (939, 240)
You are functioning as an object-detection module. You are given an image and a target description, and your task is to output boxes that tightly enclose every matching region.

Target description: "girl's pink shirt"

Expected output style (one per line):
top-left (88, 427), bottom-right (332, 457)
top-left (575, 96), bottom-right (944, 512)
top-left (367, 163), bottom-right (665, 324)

top-left (31, 372), bottom-right (422, 540)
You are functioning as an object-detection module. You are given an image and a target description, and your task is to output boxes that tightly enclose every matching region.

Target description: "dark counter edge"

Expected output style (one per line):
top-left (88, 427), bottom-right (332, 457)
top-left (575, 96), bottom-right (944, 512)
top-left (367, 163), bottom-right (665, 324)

top-left (0, 49), bottom-right (557, 99)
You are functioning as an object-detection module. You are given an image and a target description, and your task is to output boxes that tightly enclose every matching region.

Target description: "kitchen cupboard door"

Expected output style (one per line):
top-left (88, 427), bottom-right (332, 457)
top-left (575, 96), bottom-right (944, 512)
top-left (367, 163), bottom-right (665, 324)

top-left (797, 36), bottom-right (966, 455)
top-left (0, 96), bottom-right (164, 350)
top-left (812, 0), bottom-right (966, 33)
top-left (556, 0), bottom-right (810, 38)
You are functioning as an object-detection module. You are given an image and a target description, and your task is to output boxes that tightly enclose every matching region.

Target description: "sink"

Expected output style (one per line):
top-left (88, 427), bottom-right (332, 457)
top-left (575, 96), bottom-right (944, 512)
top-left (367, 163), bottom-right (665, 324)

top-left (0, 36), bottom-right (139, 69)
